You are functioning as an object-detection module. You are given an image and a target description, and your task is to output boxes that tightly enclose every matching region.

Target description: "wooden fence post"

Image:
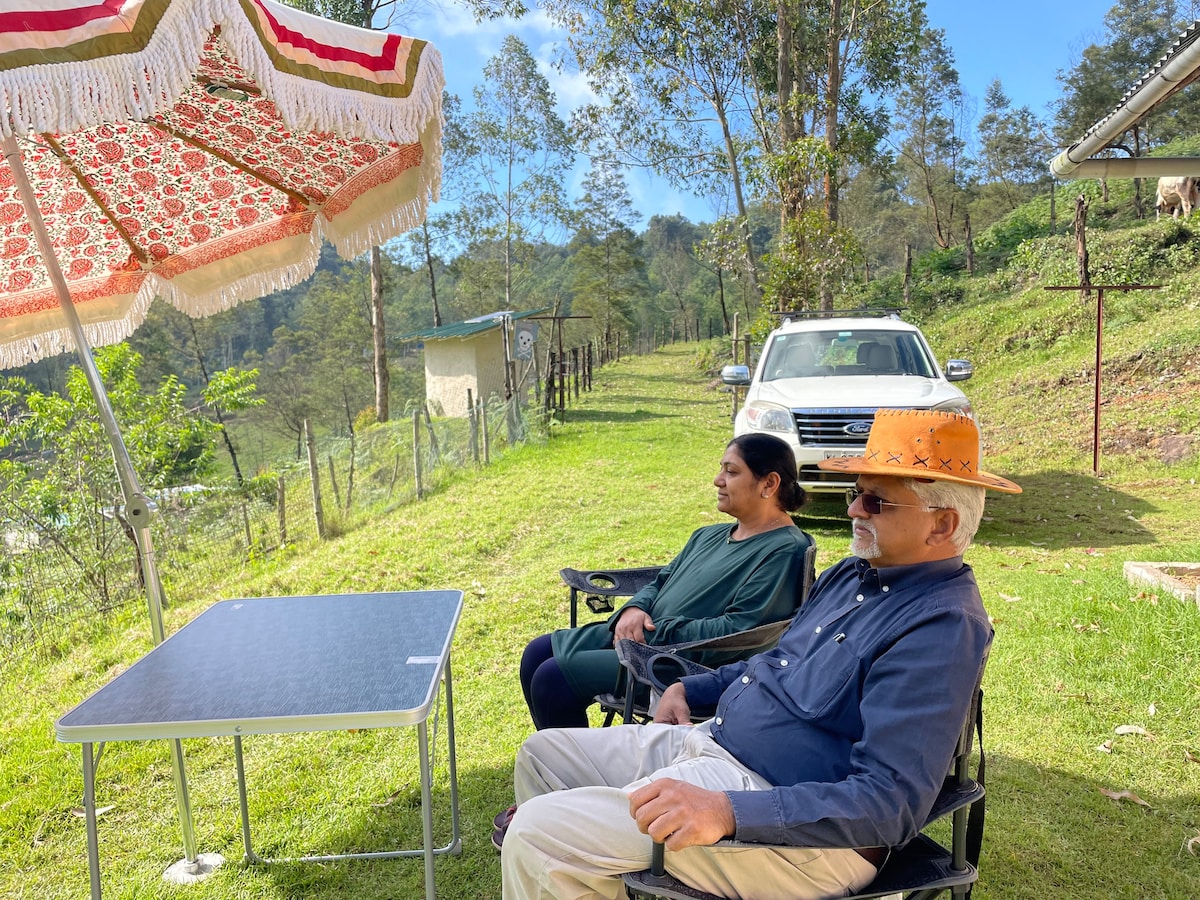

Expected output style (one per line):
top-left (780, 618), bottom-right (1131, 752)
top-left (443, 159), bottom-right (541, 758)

top-left (241, 500), bottom-right (252, 555)
top-left (412, 408), bottom-right (423, 499)
top-left (468, 389), bottom-right (479, 464)
top-left (304, 417), bottom-right (325, 540)
top-left (731, 312), bottom-right (740, 422)
top-left (277, 475), bottom-right (287, 547)
top-left (327, 454), bottom-right (341, 510)
top-left (480, 398), bottom-right (491, 465)
top-left (415, 408), bottom-right (424, 501)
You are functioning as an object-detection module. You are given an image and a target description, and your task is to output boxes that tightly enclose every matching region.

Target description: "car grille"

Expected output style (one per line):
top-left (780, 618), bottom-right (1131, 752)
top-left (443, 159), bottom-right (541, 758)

top-left (792, 408), bottom-right (880, 447)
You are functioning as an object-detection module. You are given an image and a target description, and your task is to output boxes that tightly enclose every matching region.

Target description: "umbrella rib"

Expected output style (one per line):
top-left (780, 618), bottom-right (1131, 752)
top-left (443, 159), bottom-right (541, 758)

top-left (150, 121), bottom-right (314, 209)
top-left (41, 134), bottom-right (151, 267)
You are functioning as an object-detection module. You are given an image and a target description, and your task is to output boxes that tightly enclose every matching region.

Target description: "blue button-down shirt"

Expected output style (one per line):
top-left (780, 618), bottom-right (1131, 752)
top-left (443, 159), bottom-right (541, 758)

top-left (680, 555), bottom-right (992, 849)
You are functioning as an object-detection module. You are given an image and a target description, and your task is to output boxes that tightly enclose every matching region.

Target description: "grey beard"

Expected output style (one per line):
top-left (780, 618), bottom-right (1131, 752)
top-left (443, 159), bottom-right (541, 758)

top-left (851, 524), bottom-right (881, 560)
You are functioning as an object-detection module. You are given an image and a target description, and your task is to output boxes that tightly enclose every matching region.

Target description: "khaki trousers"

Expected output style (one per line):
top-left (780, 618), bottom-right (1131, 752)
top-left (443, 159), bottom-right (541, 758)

top-left (501, 723), bottom-right (876, 900)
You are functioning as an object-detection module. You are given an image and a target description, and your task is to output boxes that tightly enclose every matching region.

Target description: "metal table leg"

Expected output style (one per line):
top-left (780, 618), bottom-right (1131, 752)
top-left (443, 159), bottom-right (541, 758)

top-left (82, 742), bottom-right (102, 900)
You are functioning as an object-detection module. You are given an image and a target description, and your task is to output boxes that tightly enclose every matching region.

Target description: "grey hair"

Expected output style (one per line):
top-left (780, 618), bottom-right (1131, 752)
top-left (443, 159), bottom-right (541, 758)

top-left (904, 478), bottom-right (986, 554)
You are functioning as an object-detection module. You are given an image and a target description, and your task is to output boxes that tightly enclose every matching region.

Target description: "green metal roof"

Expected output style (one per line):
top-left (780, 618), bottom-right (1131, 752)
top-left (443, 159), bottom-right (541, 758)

top-left (398, 308), bottom-right (550, 342)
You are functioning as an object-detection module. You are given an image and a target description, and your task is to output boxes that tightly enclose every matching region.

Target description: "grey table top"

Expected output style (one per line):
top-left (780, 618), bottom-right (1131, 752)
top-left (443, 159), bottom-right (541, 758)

top-left (56, 590), bottom-right (464, 743)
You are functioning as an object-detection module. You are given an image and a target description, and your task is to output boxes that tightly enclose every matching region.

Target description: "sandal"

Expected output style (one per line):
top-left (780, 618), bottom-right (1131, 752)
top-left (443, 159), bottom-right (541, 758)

top-left (493, 804), bottom-right (517, 831)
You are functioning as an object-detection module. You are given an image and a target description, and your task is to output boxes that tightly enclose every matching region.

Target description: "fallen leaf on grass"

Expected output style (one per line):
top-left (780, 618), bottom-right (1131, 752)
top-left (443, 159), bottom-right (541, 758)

top-left (1096, 740), bottom-right (1113, 753)
top-left (1186, 830), bottom-right (1200, 856)
top-left (70, 805), bottom-right (114, 818)
top-left (998, 592), bottom-right (1021, 602)
top-left (1185, 749), bottom-right (1200, 764)
top-left (1114, 724), bottom-right (1153, 737)
top-left (1148, 703), bottom-right (1157, 716)
top-left (1099, 788), bottom-right (1152, 808)
top-left (371, 787), bottom-right (413, 808)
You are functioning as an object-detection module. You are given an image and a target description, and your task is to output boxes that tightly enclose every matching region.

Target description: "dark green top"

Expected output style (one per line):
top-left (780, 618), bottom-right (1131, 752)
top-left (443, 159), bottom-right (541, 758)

top-left (550, 522), bottom-right (812, 701)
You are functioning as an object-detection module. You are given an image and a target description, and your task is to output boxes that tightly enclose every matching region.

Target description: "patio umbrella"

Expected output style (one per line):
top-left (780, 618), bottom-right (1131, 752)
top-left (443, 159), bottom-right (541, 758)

top-left (0, 0), bottom-right (443, 882)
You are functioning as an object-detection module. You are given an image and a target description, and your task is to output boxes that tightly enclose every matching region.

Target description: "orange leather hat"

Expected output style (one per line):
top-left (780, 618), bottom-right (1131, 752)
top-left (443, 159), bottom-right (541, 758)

top-left (817, 409), bottom-right (1021, 493)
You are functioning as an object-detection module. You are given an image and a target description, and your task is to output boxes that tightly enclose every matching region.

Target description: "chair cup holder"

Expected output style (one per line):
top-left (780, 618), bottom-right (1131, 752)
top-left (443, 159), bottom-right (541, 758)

top-left (648, 654), bottom-right (691, 693)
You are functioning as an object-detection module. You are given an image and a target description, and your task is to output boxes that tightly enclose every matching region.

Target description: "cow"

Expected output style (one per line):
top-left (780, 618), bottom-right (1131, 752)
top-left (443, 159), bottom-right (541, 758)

top-left (1154, 176), bottom-right (1199, 220)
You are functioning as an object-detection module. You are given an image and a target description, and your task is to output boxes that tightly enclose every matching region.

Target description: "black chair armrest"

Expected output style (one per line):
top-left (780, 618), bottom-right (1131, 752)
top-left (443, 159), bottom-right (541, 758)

top-left (560, 565), bottom-right (663, 628)
top-left (614, 639), bottom-right (713, 694)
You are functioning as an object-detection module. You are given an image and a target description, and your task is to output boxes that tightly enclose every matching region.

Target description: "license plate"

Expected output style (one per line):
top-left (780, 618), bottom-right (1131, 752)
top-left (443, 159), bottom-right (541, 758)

top-left (823, 449), bottom-right (864, 459)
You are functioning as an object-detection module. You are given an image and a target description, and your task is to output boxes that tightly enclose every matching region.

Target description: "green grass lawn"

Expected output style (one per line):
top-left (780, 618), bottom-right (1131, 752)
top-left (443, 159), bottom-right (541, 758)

top-left (2, 344), bottom-right (1199, 899)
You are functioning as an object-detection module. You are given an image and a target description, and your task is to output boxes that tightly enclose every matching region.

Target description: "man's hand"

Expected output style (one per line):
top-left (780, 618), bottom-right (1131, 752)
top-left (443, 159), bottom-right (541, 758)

top-left (628, 778), bottom-right (736, 850)
top-left (614, 606), bottom-right (655, 643)
top-left (652, 682), bottom-right (692, 725)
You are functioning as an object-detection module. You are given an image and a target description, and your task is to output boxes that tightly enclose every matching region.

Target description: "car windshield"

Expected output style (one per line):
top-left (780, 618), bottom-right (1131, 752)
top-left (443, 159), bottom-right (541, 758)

top-left (761, 329), bottom-right (939, 380)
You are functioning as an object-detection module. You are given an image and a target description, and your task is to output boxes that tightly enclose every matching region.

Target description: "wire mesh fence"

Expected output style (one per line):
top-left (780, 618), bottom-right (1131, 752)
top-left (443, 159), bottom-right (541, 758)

top-left (0, 384), bottom-right (566, 670)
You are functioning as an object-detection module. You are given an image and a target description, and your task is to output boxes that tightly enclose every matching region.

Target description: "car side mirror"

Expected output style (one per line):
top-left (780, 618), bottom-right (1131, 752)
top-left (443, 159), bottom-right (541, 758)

top-left (721, 364), bottom-right (751, 386)
top-left (945, 359), bottom-right (973, 382)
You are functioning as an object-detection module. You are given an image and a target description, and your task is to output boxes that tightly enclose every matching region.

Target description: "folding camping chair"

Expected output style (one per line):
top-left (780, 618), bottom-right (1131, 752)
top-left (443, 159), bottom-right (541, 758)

top-left (622, 644), bottom-right (991, 900)
top-left (560, 538), bottom-right (818, 726)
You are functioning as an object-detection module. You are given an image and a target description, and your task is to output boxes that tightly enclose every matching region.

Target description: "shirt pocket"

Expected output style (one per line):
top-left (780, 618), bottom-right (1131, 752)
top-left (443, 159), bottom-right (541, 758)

top-left (765, 640), bottom-right (860, 719)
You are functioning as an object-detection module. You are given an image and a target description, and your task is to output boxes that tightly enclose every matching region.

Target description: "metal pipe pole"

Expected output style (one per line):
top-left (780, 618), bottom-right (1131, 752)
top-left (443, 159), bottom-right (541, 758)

top-left (3, 132), bottom-right (199, 864)
top-left (1094, 289), bottom-right (1104, 476)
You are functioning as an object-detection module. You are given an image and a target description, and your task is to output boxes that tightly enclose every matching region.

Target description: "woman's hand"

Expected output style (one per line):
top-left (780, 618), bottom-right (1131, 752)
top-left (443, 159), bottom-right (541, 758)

top-left (614, 606), bottom-right (655, 643)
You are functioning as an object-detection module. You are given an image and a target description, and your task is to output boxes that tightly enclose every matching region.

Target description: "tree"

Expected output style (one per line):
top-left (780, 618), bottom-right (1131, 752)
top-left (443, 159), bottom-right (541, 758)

top-left (643, 215), bottom-right (706, 341)
top-left (448, 36), bottom-right (573, 321)
top-left (569, 157), bottom-right (649, 353)
top-left (545, 0), bottom-right (765, 300)
top-left (772, 0), bottom-right (922, 225)
top-left (975, 80), bottom-right (1051, 215)
top-left (891, 27), bottom-right (971, 250)
top-left (0, 348), bottom-right (221, 610)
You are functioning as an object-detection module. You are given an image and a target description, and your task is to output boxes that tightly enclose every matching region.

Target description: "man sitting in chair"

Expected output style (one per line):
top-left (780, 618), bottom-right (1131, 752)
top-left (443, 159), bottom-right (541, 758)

top-left (498, 409), bottom-right (1020, 900)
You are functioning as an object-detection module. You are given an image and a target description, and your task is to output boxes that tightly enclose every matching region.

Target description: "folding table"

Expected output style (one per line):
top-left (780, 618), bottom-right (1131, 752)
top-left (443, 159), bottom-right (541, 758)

top-left (56, 590), bottom-right (463, 899)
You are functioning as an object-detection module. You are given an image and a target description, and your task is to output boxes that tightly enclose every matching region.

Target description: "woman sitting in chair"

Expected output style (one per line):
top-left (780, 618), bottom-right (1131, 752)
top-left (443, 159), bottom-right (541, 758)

top-left (520, 433), bottom-right (811, 730)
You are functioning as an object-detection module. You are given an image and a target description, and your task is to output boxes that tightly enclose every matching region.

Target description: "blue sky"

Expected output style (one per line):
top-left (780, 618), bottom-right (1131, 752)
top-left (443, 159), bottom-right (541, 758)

top-left (400, 1), bottom-right (1121, 225)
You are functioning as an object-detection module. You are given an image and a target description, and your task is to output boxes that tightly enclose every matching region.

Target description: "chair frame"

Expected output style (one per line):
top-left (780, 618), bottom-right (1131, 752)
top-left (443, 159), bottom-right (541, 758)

top-left (563, 539), bottom-right (817, 727)
top-left (622, 647), bottom-right (990, 900)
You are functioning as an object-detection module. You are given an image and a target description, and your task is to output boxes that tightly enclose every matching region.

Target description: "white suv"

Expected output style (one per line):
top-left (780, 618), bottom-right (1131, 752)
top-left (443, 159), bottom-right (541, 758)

top-left (721, 312), bottom-right (974, 496)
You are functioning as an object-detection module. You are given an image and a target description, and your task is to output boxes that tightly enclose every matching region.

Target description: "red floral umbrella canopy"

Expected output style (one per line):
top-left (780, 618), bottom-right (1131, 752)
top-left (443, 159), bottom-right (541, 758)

top-left (0, 0), bottom-right (444, 367)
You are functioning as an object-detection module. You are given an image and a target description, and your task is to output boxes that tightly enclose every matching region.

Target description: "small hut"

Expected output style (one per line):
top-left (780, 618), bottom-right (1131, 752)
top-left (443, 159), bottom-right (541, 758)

top-left (402, 309), bottom-right (547, 417)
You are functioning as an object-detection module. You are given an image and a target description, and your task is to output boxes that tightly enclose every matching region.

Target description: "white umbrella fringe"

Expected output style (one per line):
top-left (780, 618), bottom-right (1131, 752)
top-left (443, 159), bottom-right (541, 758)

top-left (0, 175), bottom-right (439, 369)
top-left (0, 0), bottom-right (445, 148)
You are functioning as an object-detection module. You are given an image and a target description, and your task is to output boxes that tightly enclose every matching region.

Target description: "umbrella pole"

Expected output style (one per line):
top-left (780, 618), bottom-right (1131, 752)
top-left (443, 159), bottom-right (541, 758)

top-left (3, 134), bottom-right (212, 875)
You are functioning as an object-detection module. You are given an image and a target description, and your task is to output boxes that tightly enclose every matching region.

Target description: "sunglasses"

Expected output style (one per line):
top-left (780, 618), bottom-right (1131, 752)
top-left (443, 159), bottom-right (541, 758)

top-left (845, 488), bottom-right (945, 514)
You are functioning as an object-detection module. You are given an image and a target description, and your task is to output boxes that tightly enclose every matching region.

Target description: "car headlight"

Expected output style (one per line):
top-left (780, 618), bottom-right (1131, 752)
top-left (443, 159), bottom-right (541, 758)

top-left (933, 398), bottom-right (974, 419)
top-left (744, 401), bottom-right (796, 434)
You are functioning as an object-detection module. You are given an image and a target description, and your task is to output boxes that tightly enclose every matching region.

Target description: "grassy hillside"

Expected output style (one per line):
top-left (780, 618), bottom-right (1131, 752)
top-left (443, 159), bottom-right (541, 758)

top-left (4, 202), bottom-right (1200, 899)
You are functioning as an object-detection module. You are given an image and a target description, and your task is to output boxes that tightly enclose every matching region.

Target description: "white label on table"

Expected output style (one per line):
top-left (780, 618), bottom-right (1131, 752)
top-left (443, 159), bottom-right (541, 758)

top-left (407, 656), bottom-right (440, 664)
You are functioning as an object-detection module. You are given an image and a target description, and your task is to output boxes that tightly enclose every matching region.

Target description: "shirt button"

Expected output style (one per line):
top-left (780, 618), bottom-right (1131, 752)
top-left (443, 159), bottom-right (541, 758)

top-left (715, 717), bottom-right (723, 725)
top-left (855, 594), bottom-right (864, 602)
top-left (780, 659), bottom-right (788, 666)
top-left (881, 585), bottom-right (890, 593)
top-left (814, 626), bottom-right (822, 634)
top-left (741, 675), bottom-right (750, 684)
